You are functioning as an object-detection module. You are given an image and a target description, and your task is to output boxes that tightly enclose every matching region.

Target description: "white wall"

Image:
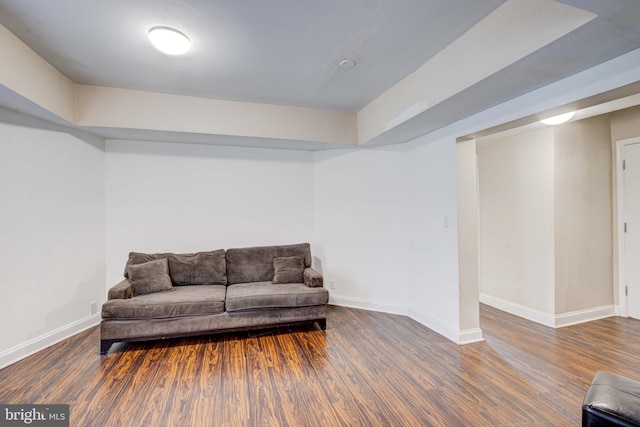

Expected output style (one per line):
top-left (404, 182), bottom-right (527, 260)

top-left (406, 136), bottom-right (462, 341)
top-left (0, 120), bottom-right (105, 367)
top-left (478, 129), bottom-right (556, 316)
top-left (105, 140), bottom-right (314, 286)
top-left (313, 147), bottom-right (410, 314)
top-left (312, 136), bottom-right (468, 342)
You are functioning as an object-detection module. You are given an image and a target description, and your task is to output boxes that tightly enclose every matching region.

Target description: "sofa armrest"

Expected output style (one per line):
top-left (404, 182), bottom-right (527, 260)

top-left (303, 268), bottom-right (324, 288)
top-left (108, 279), bottom-right (133, 300)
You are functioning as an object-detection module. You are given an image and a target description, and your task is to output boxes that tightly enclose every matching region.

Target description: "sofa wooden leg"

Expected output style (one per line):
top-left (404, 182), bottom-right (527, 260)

top-left (318, 319), bottom-right (327, 330)
top-left (100, 340), bottom-right (114, 355)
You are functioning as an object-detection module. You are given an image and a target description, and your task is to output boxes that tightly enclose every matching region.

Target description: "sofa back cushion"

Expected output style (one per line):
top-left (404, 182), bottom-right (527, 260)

top-left (226, 243), bottom-right (311, 285)
top-left (125, 250), bottom-right (227, 285)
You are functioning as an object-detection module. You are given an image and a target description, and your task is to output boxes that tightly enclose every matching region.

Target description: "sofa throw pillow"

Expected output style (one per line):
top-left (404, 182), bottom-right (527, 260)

top-left (272, 256), bottom-right (305, 284)
top-left (127, 258), bottom-right (173, 296)
top-left (124, 252), bottom-right (169, 278)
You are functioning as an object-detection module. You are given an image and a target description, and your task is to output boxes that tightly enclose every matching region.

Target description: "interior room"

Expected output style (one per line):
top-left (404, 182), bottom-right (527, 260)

top-left (1, 1), bottom-right (640, 425)
top-left (475, 103), bottom-right (640, 327)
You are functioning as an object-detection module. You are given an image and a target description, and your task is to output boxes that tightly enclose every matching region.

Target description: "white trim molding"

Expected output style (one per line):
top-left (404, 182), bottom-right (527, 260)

top-left (329, 296), bottom-right (484, 345)
top-left (555, 305), bottom-right (616, 328)
top-left (407, 306), bottom-right (480, 345)
top-left (0, 314), bottom-right (101, 369)
top-left (480, 293), bottom-right (556, 327)
top-left (408, 306), bottom-right (459, 343)
top-left (329, 294), bottom-right (408, 316)
top-left (480, 293), bottom-right (615, 328)
top-left (459, 328), bottom-right (484, 344)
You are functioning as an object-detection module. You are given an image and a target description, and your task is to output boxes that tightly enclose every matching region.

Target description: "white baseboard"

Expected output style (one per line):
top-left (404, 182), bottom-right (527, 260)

top-left (0, 314), bottom-right (101, 369)
top-left (408, 306), bottom-right (470, 344)
top-left (555, 305), bottom-right (615, 328)
top-left (480, 293), bottom-right (615, 328)
top-left (459, 328), bottom-right (484, 344)
top-left (329, 294), bottom-right (408, 316)
top-left (480, 293), bottom-right (555, 327)
top-left (330, 295), bottom-right (484, 345)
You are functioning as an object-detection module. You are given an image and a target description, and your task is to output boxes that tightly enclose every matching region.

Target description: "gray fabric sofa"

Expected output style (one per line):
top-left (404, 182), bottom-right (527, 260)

top-left (100, 243), bottom-right (328, 355)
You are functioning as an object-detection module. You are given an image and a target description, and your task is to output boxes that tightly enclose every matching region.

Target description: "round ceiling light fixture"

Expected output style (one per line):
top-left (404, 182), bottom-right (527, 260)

top-left (148, 26), bottom-right (191, 55)
top-left (540, 111), bottom-right (575, 125)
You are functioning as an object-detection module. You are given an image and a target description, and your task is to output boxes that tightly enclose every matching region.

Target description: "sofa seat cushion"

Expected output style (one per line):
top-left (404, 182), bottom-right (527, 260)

top-left (102, 285), bottom-right (226, 320)
top-left (225, 281), bottom-right (329, 312)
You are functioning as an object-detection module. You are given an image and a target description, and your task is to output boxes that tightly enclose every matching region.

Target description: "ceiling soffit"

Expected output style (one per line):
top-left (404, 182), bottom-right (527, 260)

top-left (0, 0), bottom-right (639, 149)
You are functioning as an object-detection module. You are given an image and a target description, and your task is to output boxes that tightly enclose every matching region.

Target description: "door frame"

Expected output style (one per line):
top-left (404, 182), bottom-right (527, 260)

top-left (616, 136), bottom-right (640, 317)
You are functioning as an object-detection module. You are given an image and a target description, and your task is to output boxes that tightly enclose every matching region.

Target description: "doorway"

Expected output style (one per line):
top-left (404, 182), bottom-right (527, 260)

top-left (617, 137), bottom-right (640, 319)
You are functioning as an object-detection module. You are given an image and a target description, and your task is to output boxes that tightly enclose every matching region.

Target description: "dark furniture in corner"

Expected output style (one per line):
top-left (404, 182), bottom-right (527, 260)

top-left (583, 370), bottom-right (640, 426)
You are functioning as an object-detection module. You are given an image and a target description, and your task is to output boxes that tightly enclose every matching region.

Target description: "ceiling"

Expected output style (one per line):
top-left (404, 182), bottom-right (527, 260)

top-left (0, 0), bottom-right (504, 112)
top-left (1, 0), bottom-right (640, 149)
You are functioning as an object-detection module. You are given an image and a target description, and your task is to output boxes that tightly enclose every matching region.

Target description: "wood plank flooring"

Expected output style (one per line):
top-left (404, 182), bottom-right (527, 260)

top-left (1, 304), bottom-right (640, 426)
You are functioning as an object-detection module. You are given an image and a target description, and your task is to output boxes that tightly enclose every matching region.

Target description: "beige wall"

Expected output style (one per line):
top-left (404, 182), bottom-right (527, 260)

top-left (456, 139), bottom-right (481, 333)
top-left (478, 115), bottom-right (614, 319)
top-left (478, 129), bottom-right (556, 315)
top-left (611, 105), bottom-right (640, 143)
top-left (553, 115), bottom-right (613, 313)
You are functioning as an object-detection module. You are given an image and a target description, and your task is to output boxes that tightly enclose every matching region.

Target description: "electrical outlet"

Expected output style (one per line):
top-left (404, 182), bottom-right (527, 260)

top-left (90, 301), bottom-right (97, 315)
top-left (329, 280), bottom-right (335, 289)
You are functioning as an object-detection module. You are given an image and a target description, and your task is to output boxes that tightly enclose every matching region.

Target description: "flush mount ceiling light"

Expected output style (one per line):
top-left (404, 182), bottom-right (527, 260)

top-left (148, 26), bottom-right (191, 55)
top-left (540, 111), bottom-right (575, 125)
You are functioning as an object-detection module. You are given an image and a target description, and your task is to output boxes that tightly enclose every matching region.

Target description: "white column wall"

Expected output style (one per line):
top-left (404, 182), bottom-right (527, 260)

top-left (0, 121), bottom-right (105, 367)
top-left (406, 136), bottom-right (462, 341)
top-left (456, 139), bottom-right (482, 341)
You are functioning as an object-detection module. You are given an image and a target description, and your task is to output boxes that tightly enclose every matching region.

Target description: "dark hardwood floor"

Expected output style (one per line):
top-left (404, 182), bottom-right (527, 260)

top-left (1, 304), bottom-right (639, 426)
